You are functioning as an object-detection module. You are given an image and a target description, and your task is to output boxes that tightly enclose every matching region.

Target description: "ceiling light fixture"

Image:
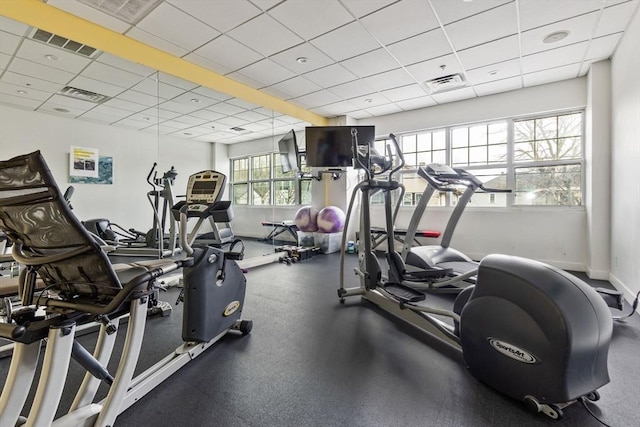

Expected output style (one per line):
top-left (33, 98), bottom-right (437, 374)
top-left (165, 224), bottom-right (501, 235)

top-left (364, 98), bottom-right (373, 104)
top-left (44, 54), bottom-right (59, 61)
top-left (488, 70), bottom-right (499, 76)
top-left (183, 132), bottom-right (193, 136)
top-left (53, 107), bottom-right (70, 113)
top-left (190, 98), bottom-right (200, 103)
top-left (296, 57), bottom-right (308, 64)
top-left (17, 90), bottom-right (28, 95)
top-left (543, 30), bottom-right (569, 44)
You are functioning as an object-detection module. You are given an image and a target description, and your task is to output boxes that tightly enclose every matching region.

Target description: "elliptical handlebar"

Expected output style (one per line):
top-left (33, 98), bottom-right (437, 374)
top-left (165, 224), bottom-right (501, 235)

top-left (387, 133), bottom-right (404, 178)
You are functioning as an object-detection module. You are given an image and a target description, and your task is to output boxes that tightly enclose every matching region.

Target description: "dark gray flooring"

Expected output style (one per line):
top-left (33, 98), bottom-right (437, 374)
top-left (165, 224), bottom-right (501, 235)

top-left (1, 241), bottom-right (639, 426)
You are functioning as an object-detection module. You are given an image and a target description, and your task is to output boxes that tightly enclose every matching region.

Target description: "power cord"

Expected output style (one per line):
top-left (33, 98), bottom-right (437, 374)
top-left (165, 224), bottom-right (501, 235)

top-left (614, 290), bottom-right (640, 322)
top-left (579, 397), bottom-right (612, 427)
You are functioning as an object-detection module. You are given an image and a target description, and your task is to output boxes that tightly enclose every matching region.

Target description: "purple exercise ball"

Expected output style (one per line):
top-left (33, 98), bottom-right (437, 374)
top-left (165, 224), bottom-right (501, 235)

top-left (294, 206), bottom-right (319, 232)
top-left (317, 206), bottom-right (346, 233)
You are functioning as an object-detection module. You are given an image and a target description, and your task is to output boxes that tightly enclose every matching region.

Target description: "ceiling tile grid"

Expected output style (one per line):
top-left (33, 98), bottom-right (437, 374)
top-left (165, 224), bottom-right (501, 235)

top-left (0, 0), bottom-right (638, 143)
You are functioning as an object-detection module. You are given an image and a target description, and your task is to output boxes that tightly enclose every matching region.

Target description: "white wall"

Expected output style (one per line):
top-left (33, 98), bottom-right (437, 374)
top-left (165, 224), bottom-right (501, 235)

top-left (610, 8), bottom-right (640, 304)
top-left (0, 105), bottom-right (213, 231)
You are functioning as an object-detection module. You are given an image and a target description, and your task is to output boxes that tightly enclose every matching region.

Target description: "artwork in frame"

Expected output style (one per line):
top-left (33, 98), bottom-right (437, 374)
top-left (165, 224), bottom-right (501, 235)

top-left (70, 155), bottom-right (113, 185)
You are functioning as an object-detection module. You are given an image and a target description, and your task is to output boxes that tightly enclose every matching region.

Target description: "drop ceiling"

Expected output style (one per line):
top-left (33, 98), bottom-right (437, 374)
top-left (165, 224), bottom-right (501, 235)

top-left (0, 0), bottom-right (637, 144)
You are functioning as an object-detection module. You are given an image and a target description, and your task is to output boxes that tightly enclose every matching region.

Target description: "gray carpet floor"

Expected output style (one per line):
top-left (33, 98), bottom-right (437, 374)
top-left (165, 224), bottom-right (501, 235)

top-left (1, 240), bottom-right (638, 426)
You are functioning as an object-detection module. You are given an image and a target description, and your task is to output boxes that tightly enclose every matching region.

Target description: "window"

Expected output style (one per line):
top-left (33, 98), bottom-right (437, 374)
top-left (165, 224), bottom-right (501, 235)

top-left (230, 151), bottom-right (312, 206)
top-left (373, 111), bottom-right (583, 208)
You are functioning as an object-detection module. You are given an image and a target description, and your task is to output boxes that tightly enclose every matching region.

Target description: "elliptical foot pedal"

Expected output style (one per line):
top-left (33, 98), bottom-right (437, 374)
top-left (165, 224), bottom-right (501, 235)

top-left (595, 287), bottom-right (623, 310)
top-left (405, 265), bottom-right (453, 280)
top-left (383, 283), bottom-right (426, 303)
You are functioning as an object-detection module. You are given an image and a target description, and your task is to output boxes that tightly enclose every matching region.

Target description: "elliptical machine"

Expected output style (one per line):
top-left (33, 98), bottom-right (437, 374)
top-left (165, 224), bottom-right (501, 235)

top-left (338, 130), bottom-right (613, 419)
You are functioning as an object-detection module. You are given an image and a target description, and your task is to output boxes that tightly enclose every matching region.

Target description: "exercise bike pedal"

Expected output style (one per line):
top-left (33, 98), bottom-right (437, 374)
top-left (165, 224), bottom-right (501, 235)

top-left (384, 282), bottom-right (426, 303)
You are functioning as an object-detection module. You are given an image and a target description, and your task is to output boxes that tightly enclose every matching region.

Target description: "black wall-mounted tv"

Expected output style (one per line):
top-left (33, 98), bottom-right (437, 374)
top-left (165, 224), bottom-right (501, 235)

top-left (304, 126), bottom-right (375, 168)
top-left (278, 129), bottom-right (299, 173)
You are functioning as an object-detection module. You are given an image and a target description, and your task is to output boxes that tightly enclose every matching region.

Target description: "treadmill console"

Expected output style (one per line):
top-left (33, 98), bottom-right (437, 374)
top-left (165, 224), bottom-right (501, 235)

top-left (185, 170), bottom-right (226, 212)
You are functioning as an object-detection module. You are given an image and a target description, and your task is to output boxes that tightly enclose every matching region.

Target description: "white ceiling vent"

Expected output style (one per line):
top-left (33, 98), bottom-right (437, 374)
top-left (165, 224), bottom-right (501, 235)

top-left (77, 0), bottom-right (163, 24)
top-left (424, 73), bottom-right (467, 95)
top-left (230, 127), bottom-right (252, 135)
top-left (31, 29), bottom-right (98, 57)
top-left (58, 86), bottom-right (111, 103)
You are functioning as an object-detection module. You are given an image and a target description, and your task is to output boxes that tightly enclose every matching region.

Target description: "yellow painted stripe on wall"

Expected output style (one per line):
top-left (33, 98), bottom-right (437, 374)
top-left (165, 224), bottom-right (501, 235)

top-left (0, 0), bottom-right (329, 126)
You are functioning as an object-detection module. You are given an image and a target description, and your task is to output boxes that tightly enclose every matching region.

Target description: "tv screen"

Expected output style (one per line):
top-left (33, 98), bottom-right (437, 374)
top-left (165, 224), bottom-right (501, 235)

top-left (304, 126), bottom-right (375, 168)
top-left (278, 129), bottom-right (299, 173)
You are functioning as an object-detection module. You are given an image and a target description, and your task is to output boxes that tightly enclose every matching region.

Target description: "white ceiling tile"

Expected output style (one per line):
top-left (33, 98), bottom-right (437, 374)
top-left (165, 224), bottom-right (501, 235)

top-left (233, 110), bottom-right (271, 122)
top-left (473, 76), bottom-right (523, 96)
top-left (69, 75), bottom-right (126, 97)
top-left (167, 0), bottom-right (261, 33)
top-left (227, 14), bottom-right (303, 57)
top-left (45, 93), bottom-right (98, 110)
top-left (170, 115), bottom-right (210, 127)
top-left (89, 104), bottom-right (134, 119)
top-left (131, 79), bottom-right (185, 99)
top-left (125, 112), bottom-right (161, 124)
top-left (518, 0), bottom-right (604, 31)
top-left (116, 89), bottom-right (159, 107)
top-left (292, 89), bottom-right (341, 109)
top-left (521, 12), bottom-right (600, 56)
top-left (431, 87), bottom-right (477, 104)
top-left (216, 116), bottom-right (250, 127)
top-left (310, 21), bottom-right (380, 62)
top-left (340, 0), bottom-right (397, 18)
top-left (270, 43), bottom-right (334, 73)
top-left (224, 71), bottom-right (262, 89)
top-left (125, 27), bottom-right (189, 57)
top-left (171, 92), bottom-right (218, 108)
top-left (386, 28), bottom-right (452, 66)
top-left (360, 1), bottom-right (439, 45)
top-left (160, 99), bottom-right (206, 114)
top-left (0, 81), bottom-right (51, 101)
top-left (341, 49), bottom-right (400, 78)
top-left (0, 16), bottom-right (30, 36)
top-left (267, 76), bottom-right (323, 99)
top-left (310, 100), bottom-right (358, 116)
top-left (152, 108), bottom-right (183, 120)
top-left (191, 86), bottom-right (231, 102)
top-left (81, 62), bottom-right (144, 88)
top-left (193, 35), bottom-right (262, 72)
top-left (37, 101), bottom-right (91, 116)
top-left (523, 63), bottom-right (582, 87)
top-left (112, 117), bottom-right (152, 130)
top-left (364, 103), bottom-right (403, 116)
top-left (444, 3), bottom-right (518, 50)
top-left (363, 68), bottom-right (416, 92)
top-left (585, 33), bottom-right (623, 61)
top-left (247, 0), bottom-right (281, 11)
top-left (102, 97), bottom-right (147, 113)
top-left (188, 109), bottom-right (226, 122)
top-left (348, 109), bottom-right (374, 119)
top-left (8, 57), bottom-right (75, 84)
top-left (429, 0), bottom-right (512, 25)
top-left (157, 72), bottom-right (199, 90)
top-left (328, 79), bottom-right (376, 99)
top-left (596, 1), bottom-right (640, 37)
top-left (605, 0), bottom-right (637, 5)
top-left (457, 35), bottom-right (520, 70)
top-left (95, 52), bottom-right (156, 76)
top-left (47, 0), bottom-right (131, 33)
top-left (0, 71), bottom-right (62, 93)
top-left (269, 0), bottom-right (354, 40)
top-left (232, 59), bottom-right (296, 87)
top-left (303, 63), bottom-right (357, 87)
top-left (0, 52), bottom-right (11, 70)
top-left (182, 52), bottom-right (233, 76)
top-left (396, 95), bottom-right (437, 111)
top-left (0, 93), bottom-right (42, 109)
top-left (466, 59), bottom-right (522, 85)
top-left (135, 2), bottom-right (219, 51)
top-left (226, 98), bottom-right (263, 110)
top-left (521, 41), bottom-right (589, 73)
top-left (349, 92), bottom-right (391, 109)
top-left (77, 110), bottom-right (121, 124)
top-left (15, 39), bottom-right (92, 73)
top-left (0, 31), bottom-right (21, 55)
top-left (381, 84), bottom-right (429, 102)
top-left (406, 54), bottom-right (463, 83)
top-left (154, 119), bottom-right (187, 130)
top-left (206, 102), bottom-right (246, 115)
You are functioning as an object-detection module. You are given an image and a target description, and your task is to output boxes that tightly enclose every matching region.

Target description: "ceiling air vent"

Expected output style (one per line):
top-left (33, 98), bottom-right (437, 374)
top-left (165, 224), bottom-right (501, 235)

top-left (31, 29), bottom-right (97, 57)
top-left (424, 73), bottom-right (467, 95)
top-left (78, 0), bottom-right (163, 24)
top-left (58, 86), bottom-right (111, 104)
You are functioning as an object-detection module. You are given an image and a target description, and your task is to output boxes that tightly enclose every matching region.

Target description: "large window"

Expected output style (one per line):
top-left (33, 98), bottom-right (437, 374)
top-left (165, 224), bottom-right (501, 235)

top-left (230, 151), bottom-right (312, 206)
top-left (375, 111), bottom-right (583, 208)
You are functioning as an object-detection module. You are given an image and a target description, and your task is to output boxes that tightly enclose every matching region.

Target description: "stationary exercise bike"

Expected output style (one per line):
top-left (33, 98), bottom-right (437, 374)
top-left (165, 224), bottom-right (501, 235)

top-left (338, 130), bottom-right (612, 419)
top-left (0, 152), bottom-right (251, 426)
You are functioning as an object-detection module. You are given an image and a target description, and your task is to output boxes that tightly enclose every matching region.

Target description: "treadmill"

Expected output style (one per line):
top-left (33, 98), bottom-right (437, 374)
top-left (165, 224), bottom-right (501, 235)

top-left (401, 164), bottom-right (510, 288)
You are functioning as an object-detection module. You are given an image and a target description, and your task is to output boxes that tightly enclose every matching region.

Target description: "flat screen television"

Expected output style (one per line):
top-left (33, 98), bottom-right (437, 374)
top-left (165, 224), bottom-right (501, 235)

top-left (278, 129), bottom-right (299, 173)
top-left (304, 126), bottom-right (375, 168)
